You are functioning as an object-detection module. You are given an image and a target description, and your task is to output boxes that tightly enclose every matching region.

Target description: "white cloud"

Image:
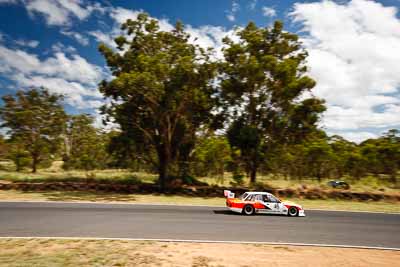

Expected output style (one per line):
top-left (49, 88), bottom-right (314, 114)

top-left (262, 6), bottom-right (276, 17)
top-left (226, 14), bottom-right (235, 22)
top-left (0, 46), bottom-right (102, 85)
top-left (0, 32), bottom-right (39, 48)
top-left (291, 0), bottom-right (400, 140)
top-left (93, 108), bottom-right (119, 131)
top-left (14, 73), bottom-right (99, 98)
top-left (0, 43), bottom-right (104, 108)
top-left (88, 30), bottom-right (116, 48)
top-left (51, 42), bottom-right (77, 53)
top-left (226, 0), bottom-right (240, 22)
top-left (1, 0), bottom-right (106, 26)
top-left (110, 7), bottom-right (141, 25)
top-left (2, 0), bottom-right (104, 26)
top-left (328, 131), bottom-right (378, 144)
top-left (15, 39), bottom-right (39, 48)
top-left (249, 0), bottom-right (257, 10)
top-left (60, 30), bottom-right (89, 46)
top-left (25, 0), bottom-right (89, 26)
top-left (41, 53), bottom-right (102, 85)
top-left (0, 0), bottom-right (17, 3)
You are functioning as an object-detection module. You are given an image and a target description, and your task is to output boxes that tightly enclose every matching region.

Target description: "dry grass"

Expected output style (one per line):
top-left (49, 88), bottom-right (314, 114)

top-left (0, 238), bottom-right (399, 267)
top-left (0, 190), bottom-right (399, 213)
top-left (198, 173), bottom-right (399, 194)
top-left (0, 169), bottom-right (157, 184)
top-left (1, 169), bottom-right (397, 194)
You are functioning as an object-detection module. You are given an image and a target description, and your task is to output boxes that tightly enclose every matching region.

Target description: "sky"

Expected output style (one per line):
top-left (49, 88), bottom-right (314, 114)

top-left (0, 0), bottom-right (399, 143)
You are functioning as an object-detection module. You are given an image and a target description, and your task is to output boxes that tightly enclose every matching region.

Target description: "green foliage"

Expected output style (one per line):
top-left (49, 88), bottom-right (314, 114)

top-left (360, 130), bottom-right (400, 183)
top-left (0, 134), bottom-right (8, 160)
top-left (192, 135), bottom-right (232, 179)
top-left (107, 131), bottom-right (137, 169)
top-left (303, 139), bottom-right (335, 181)
top-left (6, 140), bottom-right (31, 171)
top-left (0, 88), bottom-right (67, 172)
top-left (231, 173), bottom-right (245, 186)
top-left (265, 129), bottom-right (399, 185)
top-left (220, 21), bottom-right (326, 183)
top-left (62, 114), bottom-right (110, 171)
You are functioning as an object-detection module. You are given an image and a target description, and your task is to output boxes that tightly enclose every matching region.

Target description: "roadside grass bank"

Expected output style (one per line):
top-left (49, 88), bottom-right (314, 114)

top-left (0, 169), bottom-right (155, 185)
top-left (0, 238), bottom-right (398, 267)
top-left (0, 190), bottom-right (399, 213)
top-left (1, 168), bottom-right (399, 211)
top-left (0, 169), bottom-right (398, 194)
top-left (1, 180), bottom-right (399, 203)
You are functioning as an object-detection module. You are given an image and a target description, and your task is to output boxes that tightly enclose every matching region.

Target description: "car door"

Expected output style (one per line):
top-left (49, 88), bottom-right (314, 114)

top-left (260, 194), bottom-right (283, 214)
top-left (252, 194), bottom-right (276, 214)
top-left (252, 194), bottom-right (266, 213)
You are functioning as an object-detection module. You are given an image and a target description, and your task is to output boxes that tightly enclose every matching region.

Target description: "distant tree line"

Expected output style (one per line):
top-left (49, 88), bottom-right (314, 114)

top-left (0, 13), bottom-right (398, 190)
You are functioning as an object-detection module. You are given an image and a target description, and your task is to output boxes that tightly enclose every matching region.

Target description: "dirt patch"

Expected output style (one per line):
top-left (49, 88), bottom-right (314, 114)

top-left (0, 239), bottom-right (399, 267)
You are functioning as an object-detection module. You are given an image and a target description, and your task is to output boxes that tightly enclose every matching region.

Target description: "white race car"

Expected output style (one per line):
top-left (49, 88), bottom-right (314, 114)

top-left (224, 190), bottom-right (306, 216)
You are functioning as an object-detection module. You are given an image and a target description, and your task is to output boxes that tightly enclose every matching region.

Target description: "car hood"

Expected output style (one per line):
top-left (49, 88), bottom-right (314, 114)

top-left (281, 200), bottom-right (303, 209)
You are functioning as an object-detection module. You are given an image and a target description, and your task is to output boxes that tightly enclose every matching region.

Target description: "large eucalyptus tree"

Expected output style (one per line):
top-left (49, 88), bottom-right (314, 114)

top-left (98, 13), bottom-right (217, 190)
top-left (221, 21), bottom-right (326, 183)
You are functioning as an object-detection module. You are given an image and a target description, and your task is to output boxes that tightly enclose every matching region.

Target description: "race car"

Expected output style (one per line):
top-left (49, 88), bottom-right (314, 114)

top-left (224, 190), bottom-right (305, 217)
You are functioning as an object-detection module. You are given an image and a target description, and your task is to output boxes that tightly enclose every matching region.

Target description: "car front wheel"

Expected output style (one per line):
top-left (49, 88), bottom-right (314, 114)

top-left (288, 207), bottom-right (299, 217)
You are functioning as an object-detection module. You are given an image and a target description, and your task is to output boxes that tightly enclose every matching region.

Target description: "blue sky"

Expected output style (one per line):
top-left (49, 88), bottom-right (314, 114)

top-left (0, 0), bottom-right (399, 142)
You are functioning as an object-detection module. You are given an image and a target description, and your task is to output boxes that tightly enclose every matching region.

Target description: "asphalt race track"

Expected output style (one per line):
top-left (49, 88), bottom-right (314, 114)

top-left (0, 202), bottom-right (399, 249)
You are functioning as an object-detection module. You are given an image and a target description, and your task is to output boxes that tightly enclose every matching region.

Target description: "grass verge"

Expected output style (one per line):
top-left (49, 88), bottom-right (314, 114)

top-left (0, 190), bottom-right (399, 213)
top-left (0, 238), bottom-right (398, 267)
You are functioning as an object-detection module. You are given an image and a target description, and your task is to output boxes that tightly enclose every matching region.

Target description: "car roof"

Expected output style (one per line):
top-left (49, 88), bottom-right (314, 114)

top-left (245, 192), bottom-right (271, 195)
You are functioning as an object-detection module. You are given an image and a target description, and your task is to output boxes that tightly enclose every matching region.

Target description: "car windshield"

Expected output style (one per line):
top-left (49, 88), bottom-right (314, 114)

top-left (239, 193), bottom-right (248, 200)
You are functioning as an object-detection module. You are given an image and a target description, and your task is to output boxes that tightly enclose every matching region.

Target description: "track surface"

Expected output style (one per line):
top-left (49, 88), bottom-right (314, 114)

top-left (0, 202), bottom-right (399, 248)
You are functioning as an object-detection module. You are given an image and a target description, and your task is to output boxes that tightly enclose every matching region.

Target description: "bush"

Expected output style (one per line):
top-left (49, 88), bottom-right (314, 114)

top-left (231, 173), bottom-right (245, 186)
top-left (359, 175), bottom-right (382, 189)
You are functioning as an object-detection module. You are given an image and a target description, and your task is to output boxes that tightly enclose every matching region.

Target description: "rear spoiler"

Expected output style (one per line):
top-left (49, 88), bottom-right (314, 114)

top-left (224, 190), bottom-right (235, 198)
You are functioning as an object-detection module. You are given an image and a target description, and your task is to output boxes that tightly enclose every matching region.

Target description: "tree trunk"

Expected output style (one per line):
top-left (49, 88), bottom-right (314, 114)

top-left (249, 152), bottom-right (258, 184)
top-left (157, 145), bottom-right (170, 192)
top-left (31, 154), bottom-right (38, 173)
top-left (15, 156), bottom-right (21, 172)
top-left (178, 160), bottom-right (190, 180)
top-left (158, 158), bottom-right (167, 192)
top-left (390, 171), bottom-right (397, 185)
top-left (250, 166), bottom-right (257, 184)
top-left (317, 167), bottom-right (322, 182)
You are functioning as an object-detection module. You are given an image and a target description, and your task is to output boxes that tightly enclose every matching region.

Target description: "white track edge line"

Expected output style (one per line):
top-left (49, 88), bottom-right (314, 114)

top-left (0, 236), bottom-right (398, 251)
top-left (0, 200), bottom-right (399, 214)
top-left (306, 208), bottom-right (399, 215)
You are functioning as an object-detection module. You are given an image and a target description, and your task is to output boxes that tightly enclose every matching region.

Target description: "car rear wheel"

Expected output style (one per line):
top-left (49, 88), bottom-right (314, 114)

top-left (242, 205), bottom-right (255, 215)
top-left (288, 207), bottom-right (298, 217)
